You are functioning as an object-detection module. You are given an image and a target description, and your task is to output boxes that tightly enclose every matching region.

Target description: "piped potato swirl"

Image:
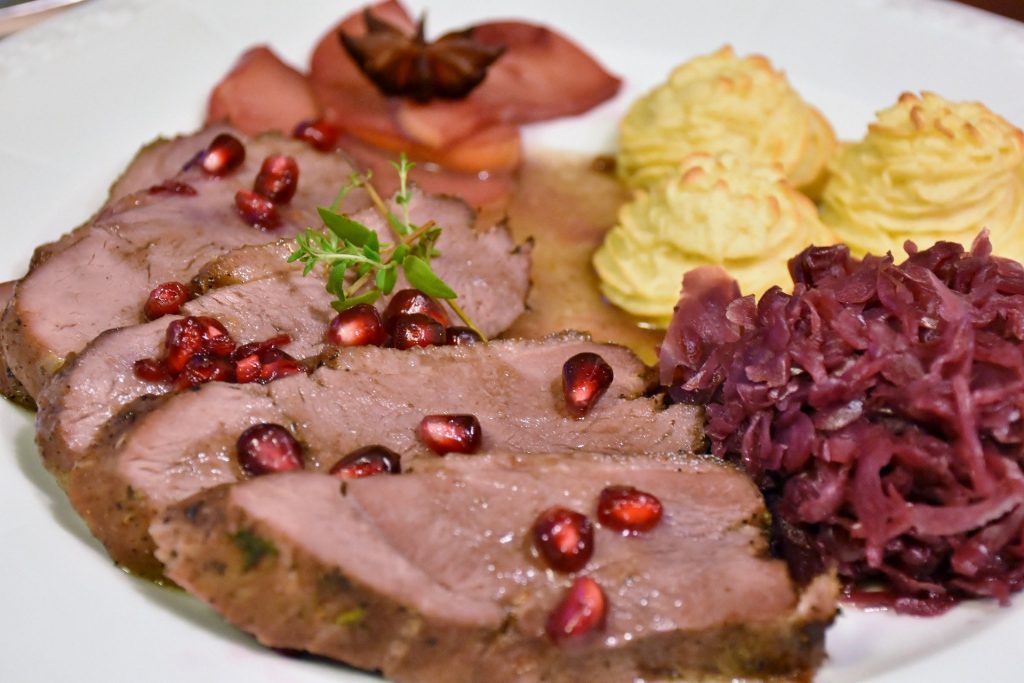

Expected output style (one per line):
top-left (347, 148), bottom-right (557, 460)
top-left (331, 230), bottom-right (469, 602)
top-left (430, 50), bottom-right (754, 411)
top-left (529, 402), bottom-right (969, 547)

top-left (594, 153), bottom-right (834, 326)
top-left (617, 47), bottom-right (835, 197)
top-left (821, 91), bottom-right (1024, 259)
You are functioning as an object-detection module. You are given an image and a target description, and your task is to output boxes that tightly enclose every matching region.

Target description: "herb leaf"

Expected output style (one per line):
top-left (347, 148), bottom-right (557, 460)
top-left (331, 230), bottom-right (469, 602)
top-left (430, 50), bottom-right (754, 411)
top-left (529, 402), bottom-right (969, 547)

top-left (403, 255), bottom-right (456, 299)
top-left (230, 530), bottom-right (277, 571)
top-left (319, 208), bottom-right (375, 247)
top-left (376, 266), bottom-right (398, 294)
top-left (289, 153), bottom-right (484, 338)
top-left (332, 289), bottom-right (381, 312)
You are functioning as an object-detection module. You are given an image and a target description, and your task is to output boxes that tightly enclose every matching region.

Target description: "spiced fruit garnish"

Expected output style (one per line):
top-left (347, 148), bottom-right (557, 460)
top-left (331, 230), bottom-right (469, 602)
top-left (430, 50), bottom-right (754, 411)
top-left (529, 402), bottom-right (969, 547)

top-left (340, 10), bottom-right (504, 103)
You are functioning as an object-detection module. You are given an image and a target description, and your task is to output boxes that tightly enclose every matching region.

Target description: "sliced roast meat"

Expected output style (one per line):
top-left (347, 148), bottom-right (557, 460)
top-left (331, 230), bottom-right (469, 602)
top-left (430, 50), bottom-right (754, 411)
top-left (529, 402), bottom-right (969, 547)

top-left (106, 125), bottom-right (236, 207)
top-left (346, 188), bottom-right (531, 336)
top-left (25, 126), bottom-right (235, 273)
top-left (35, 272), bottom-right (333, 478)
top-left (0, 280), bottom-right (31, 407)
top-left (190, 240), bottom-right (298, 293)
top-left (151, 456), bottom-right (837, 682)
top-left (0, 128), bottom-right (371, 399)
top-left (68, 334), bottom-right (701, 578)
top-left (38, 195), bottom-right (529, 477)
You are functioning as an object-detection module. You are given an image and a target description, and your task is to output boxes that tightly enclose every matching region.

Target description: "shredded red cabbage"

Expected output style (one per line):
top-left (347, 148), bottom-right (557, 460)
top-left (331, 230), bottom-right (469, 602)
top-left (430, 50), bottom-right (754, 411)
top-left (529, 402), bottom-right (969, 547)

top-left (660, 234), bottom-right (1024, 615)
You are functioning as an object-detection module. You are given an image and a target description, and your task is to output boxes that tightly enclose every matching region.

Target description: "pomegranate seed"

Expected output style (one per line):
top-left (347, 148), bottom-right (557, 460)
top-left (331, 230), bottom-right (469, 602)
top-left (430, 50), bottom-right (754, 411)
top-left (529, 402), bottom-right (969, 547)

top-left (546, 576), bottom-right (607, 645)
top-left (144, 281), bottom-right (190, 320)
top-left (200, 133), bottom-right (246, 176)
top-left (193, 316), bottom-right (236, 357)
top-left (236, 423), bottom-right (304, 476)
top-left (235, 190), bottom-right (281, 230)
top-left (532, 507), bottom-right (595, 573)
top-left (133, 358), bottom-right (170, 383)
top-left (417, 414), bottom-right (481, 455)
top-left (326, 304), bottom-right (387, 347)
top-left (383, 289), bottom-right (451, 330)
top-left (174, 354), bottom-right (234, 390)
top-left (256, 348), bottom-right (304, 383)
top-left (147, 180), bottom-right (197, 196)
top-left (391, 313), bottom-right (446, 350)
top-left (164, 317), bottom-right (206, 373)
top-left (234, 353), bottom-right (262, 384)
top-left (233, 334), bottom-right (291, 360)
top-left (445, 326), bottom-right (482, 346)
top-left (329, 445), bottom-right (401, 480)
top-left (293, 118), bottom-right (341, 151)
top-left (597, 486), bottom-right (664, 534)
top-left (562, 352), bottom-right (614, 418)
top-left (254, 155), bottom-right (299, 204)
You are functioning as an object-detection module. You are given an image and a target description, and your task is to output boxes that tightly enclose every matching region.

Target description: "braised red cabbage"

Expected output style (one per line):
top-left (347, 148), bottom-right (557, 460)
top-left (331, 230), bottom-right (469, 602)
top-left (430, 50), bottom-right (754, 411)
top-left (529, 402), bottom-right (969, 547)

top-left (660, 234), bottom-right (1024, 614)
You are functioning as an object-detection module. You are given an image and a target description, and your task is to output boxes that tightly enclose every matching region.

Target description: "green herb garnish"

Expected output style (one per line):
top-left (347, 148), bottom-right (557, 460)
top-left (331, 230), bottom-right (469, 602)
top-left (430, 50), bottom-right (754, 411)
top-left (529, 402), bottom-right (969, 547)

top-left (230, 529), bottom-right (277, 571)
top-left (288, 154), bottom-right (485, 339)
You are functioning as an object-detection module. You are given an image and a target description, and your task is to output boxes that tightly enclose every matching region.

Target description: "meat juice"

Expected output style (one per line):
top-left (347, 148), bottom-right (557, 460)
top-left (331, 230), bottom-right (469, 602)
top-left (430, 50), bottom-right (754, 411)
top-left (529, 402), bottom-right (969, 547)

top-left (503, 153), bottom-right (663, 365)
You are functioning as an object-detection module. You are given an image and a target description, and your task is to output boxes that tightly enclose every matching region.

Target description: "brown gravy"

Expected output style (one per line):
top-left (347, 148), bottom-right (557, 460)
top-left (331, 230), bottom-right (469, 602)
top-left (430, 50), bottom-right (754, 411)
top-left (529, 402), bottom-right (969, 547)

top-left (501, 152), bottom-right (663, 365)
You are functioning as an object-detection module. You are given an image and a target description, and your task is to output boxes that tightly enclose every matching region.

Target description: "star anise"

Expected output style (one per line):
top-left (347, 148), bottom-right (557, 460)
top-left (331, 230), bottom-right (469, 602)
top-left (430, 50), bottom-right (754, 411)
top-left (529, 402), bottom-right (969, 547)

top-left (340, 10), bottom-right (505, 103)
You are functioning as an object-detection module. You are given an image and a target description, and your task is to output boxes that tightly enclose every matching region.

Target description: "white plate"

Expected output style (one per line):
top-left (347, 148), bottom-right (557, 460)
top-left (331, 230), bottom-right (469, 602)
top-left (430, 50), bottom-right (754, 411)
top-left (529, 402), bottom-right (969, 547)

top-left (1, 1), bottom-right (1023, 681)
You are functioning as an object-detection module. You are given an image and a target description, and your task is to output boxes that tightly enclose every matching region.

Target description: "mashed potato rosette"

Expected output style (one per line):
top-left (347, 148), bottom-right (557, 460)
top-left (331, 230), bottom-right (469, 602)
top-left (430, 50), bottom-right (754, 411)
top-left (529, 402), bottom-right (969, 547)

top-left (821, 92), bottom-right (1024, 259)
top-left (617, 47), bottom-right (835, 197)
top-left (594, 153), bottom-right (834, 326)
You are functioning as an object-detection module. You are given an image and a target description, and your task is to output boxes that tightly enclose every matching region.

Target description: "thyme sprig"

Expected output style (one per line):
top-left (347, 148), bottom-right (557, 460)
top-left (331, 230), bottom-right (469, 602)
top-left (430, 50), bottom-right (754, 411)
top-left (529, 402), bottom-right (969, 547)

top-left (288, 155), bottom-right (485, 339)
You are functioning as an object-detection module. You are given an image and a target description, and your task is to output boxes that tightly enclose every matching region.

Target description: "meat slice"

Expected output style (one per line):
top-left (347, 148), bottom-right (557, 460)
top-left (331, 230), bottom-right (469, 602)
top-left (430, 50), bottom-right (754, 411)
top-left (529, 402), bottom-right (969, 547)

top-left (106, 125), bottom-right (235, 207)
top-left (151, 456), bottom-right (837, 682)
top-left (27, 126), bottom-right (234, 272)
top-left (1, 128), bottom-right (371, 399)
top-left (68, 335), bottom-right (701, 578)
top-left (37, 191), bottom-right (530, 478)
top-left (34, 272), bottom-right (333, 478)
top-left (0, 280), bottom-right (30, 407)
